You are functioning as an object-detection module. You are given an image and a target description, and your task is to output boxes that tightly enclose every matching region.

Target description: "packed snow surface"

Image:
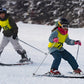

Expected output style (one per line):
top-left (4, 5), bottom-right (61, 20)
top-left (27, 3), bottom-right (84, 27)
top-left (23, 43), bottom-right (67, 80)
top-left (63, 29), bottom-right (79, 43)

top-left (0, 22), bottom-right (84, 84)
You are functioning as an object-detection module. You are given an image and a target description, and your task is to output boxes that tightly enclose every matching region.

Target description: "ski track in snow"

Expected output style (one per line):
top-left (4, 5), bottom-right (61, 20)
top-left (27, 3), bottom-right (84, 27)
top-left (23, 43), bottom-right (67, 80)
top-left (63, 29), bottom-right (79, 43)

top-left (0, 22), bottom-right (84, 84)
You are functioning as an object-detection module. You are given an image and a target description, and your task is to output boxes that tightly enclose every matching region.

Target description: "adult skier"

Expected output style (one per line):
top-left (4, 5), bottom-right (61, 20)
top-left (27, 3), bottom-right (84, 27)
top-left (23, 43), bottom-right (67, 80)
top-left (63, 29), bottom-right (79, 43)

top-left (0, 8), bottom-right (29, 63)
top-left (48, 18), bottom-right (82, 75)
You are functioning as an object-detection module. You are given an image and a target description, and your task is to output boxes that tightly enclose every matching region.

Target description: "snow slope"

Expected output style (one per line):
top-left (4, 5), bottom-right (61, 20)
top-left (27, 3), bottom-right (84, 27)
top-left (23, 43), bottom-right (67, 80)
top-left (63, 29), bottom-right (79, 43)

top-left (0, 22), bottom-right (84, 84)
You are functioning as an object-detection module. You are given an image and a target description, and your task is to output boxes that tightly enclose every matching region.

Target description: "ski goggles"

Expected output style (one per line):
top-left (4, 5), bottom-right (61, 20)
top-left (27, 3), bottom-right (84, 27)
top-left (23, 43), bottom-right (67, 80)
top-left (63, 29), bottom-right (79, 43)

top-left (62, 24), bottom-right (69, 28)
top-left (56, 21), bottom-right (69, 28)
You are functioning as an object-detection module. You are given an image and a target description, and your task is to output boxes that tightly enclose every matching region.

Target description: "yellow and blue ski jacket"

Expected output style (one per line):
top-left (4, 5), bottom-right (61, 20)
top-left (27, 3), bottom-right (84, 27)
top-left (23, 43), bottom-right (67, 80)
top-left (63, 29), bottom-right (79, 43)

top-left (48, 29), bottom-right (75, 53)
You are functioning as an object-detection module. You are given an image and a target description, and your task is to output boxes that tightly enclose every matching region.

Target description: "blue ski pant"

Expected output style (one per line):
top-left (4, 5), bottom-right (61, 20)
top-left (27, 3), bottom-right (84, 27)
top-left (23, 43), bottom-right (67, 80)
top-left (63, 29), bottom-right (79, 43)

top-left (50, 49), bottom-right (79, 70)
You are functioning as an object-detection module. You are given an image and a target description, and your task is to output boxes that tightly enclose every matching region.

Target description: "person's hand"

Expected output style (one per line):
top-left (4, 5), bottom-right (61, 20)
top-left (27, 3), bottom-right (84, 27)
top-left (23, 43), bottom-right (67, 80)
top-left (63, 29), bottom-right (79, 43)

top-left (74, 40), bottom-right (81, 46)
top-left (12, 33), bottom-right (17, 39)
top-left (53, 38), bottom-right (59, 43)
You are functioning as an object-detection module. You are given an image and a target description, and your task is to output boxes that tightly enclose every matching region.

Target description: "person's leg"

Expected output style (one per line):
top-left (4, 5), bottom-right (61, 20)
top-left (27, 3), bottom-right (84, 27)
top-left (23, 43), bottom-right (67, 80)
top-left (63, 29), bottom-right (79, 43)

top-left (0, 36), bottom-right (9, 56)
top-left (10, 37), bottom-right (28, 60)
top-left (50, 50), bottom-right (62, 75)
top-left (61, 49), bottom-right (82, 74)
top-left (51, 50), bottom-right (62, 70)
top-left (61, 49), bottom-right (78, 70)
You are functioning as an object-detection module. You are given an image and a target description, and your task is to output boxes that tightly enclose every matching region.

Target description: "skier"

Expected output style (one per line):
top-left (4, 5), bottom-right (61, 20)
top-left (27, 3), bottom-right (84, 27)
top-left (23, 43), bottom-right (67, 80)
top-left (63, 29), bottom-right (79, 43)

top-left (0, 7), bottom-right (29, 63)
top-left (48, 18), bottom-right (82, 75)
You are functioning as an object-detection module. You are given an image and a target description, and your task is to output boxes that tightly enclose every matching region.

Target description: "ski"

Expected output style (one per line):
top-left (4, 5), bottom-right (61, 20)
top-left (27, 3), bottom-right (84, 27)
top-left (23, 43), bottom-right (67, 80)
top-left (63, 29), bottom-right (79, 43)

top-left (33, 72), bottom-right (84, 79)
top-left (0, 61), bottom-right (33, 66)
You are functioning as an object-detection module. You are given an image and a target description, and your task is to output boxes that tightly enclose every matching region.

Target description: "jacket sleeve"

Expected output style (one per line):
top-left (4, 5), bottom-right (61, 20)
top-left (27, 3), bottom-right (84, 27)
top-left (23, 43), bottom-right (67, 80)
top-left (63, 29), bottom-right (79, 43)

top-left (65, 35), bottom-right (75, 45)
top-left (49, 30), bottom-right (58, 43)
top-left (9, 16), bottom-right (18, 35)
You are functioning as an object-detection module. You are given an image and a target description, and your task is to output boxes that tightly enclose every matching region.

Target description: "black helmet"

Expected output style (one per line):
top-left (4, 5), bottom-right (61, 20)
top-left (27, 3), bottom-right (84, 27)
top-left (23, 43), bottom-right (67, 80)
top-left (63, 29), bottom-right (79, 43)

top-left (59, 18), bottom-right (69, 28)
top-left (55, 18), bottom-right (69, 27)
top-left (60, 18), bottom-right (69, 25)
top-left (0, 8), bottom-right (7, 14)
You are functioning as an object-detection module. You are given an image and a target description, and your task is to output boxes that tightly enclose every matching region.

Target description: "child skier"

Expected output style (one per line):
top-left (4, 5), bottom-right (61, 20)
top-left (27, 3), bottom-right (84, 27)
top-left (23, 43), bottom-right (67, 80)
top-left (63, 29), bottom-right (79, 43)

top-left (0, 7), bottom-right (29, 63)
top-left (48, 18), bottom-right (82, 75)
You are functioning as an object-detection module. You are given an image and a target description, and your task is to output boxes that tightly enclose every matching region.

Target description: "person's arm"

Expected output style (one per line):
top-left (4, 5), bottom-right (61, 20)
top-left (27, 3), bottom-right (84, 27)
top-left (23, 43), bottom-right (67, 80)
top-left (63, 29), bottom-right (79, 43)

top-left (65, 35), bottom-right (81, 46)
top-left (9, 16), bottom-right (18, 34)
top-left (9, 16), bottom-right (18, 39)
top-left (65, 35), bottom-right (75, 45)
top-left (49, 30), bottom-right (58, 43)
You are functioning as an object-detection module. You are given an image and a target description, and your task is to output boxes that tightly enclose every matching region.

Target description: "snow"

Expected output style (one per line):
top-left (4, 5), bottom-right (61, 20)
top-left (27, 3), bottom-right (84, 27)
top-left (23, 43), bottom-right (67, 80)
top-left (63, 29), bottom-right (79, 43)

top-left (0, 22), bottom-right (84, 84)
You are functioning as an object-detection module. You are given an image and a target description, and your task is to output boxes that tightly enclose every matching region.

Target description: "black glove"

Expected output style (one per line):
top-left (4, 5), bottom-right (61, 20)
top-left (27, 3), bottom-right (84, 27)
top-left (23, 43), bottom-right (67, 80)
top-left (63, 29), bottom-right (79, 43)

top-left (12, 33), bottom-right (17, 39)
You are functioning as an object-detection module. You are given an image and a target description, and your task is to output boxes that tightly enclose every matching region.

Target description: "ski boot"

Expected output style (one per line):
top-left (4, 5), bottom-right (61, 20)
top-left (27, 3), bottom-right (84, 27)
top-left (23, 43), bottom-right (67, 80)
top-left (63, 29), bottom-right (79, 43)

top-left (19, 57), bottom-right (29, 63)
top-left (19, 52), bottom-right (31, 63)
top-left (73, 68), bottom-right (82, 74)
top-left (50, 69), bottom-right (61, 75)
top-left (17, 50), bottom-right (30, 63)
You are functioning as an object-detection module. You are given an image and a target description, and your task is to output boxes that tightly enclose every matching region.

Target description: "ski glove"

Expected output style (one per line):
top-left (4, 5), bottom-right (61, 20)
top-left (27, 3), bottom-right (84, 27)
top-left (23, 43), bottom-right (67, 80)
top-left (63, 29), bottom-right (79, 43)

top-left (74, 40), bottom-right (81, 46)
top-left (53, 38), bottom-right (59, 43)
top-left (12, 33), bottom-right (17, 40)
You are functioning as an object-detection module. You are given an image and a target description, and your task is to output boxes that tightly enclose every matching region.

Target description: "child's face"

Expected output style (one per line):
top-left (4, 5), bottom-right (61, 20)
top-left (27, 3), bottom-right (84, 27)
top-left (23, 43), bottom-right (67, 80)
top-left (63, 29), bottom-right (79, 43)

top-left (0, 13), bottom-right (5, 19)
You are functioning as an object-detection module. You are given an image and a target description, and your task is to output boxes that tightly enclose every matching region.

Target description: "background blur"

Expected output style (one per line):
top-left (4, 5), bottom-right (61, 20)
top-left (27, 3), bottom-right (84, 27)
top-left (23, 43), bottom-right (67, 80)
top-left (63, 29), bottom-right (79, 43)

top-left (0, 0), bottom-right (84, 28)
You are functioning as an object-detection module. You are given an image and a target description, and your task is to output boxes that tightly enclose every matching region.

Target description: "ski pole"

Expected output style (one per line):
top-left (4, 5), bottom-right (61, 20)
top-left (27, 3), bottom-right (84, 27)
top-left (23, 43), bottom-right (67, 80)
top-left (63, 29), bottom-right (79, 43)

top-left (33, 54), bottom-right (48, 75)
top-left (33, 42), bottom-right (56, 75)
top-left (18, 38), bottom-right (47, 55)
top-left (76, 45), bottom-right (80, 61)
